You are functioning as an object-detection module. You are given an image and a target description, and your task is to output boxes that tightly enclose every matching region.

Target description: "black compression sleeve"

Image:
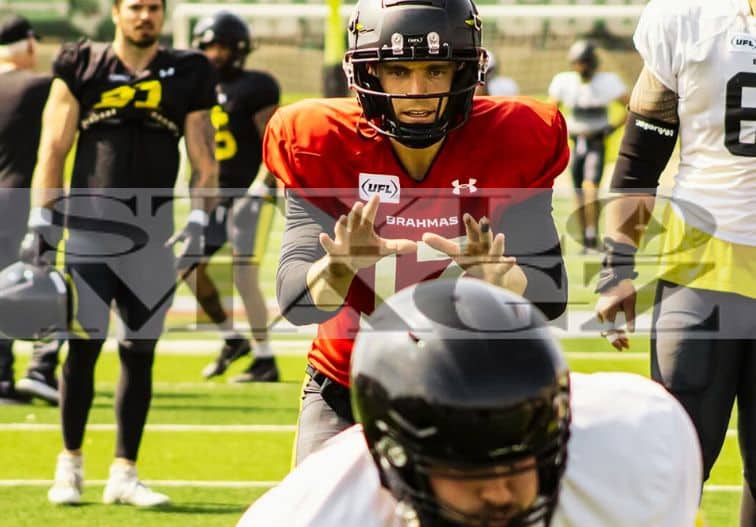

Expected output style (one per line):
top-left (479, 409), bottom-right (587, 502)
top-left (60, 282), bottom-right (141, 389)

top-left (496, 190), bottom-right (567, 320)
top-left (610, 111), bottom-right (678, 194)
top-left (275, 192), bottom-right (342, 326)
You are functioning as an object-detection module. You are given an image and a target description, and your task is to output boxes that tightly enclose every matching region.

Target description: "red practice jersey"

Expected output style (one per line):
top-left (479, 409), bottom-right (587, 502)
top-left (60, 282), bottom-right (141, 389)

top-left (265, 96), bottom-right (569, 386)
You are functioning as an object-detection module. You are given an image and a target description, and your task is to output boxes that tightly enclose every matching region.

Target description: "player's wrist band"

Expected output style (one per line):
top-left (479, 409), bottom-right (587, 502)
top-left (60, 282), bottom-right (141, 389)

top-left (187, 208), bottom-right (209, 226)
top-left (594, 237), bottom-right (638, 293)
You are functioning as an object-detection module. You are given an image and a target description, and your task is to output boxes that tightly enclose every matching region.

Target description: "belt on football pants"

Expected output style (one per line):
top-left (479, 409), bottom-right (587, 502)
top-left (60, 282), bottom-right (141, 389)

top-left (305, 364), bottom-right (354, 423)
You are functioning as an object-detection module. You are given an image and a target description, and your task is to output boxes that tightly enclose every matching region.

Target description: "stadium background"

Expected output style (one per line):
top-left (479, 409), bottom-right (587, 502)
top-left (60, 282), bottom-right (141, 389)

top-left (0, 1), bottom-right (742, 526)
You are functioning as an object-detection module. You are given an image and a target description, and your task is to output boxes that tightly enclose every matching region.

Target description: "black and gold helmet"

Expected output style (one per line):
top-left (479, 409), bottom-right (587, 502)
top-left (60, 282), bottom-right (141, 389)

top-left (192, 11), bottom-right (252, 72)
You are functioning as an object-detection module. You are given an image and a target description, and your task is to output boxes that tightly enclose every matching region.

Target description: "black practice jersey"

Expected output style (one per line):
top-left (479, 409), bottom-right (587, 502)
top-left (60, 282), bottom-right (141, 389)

top-left (53, 39), bottom-right (217, 189)
top-left (213, 70), bottom-right (279, 188)
top-left (0, 70), bottom-right (51, 188)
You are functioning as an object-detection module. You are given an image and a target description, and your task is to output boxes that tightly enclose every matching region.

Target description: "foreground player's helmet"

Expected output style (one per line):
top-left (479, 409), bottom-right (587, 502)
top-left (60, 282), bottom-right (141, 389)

top-left (352, 279), bottom-right (571, 527)
top-left (192, 11), bottom-right (252, 70)
top-left (343, 0), bottom-right (488, 149)
top-left (0, 261), bottom-right (70, 340)
top-left (567, 40), bottom-right (598, 73)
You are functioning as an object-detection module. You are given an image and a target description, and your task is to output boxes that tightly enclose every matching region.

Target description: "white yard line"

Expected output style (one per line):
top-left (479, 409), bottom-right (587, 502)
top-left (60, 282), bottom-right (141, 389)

top-left (0, 479), bottom-right (741, 492)
top-left (1, 423), bottom-right (737, 437)
top-left (0, 479), bottom-right (278, 488)
top-left (0, 423), bottom-right (295, 432)
top-left (8, 339), bottom-right (648, 359)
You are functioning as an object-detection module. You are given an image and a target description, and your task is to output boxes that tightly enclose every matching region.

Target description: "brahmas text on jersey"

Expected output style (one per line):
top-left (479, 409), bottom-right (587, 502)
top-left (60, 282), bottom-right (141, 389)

top-left (53, 39), bottom-right (216, 189)
top-left (212, 70), bottom-right (279, 188)
top-left (236, 373), bottom-right (701, 527)
top-left (265, 97), bottom-right (568, 386)
top-left (635, 0), bottom-right (756, 245)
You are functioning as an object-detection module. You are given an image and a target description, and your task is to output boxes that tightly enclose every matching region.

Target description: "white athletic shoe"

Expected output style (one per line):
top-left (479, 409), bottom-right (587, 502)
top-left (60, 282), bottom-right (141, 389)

top-left (47, 453), bottom-right (83, 505)
top-left (102, 464), bottom-right (170, 507)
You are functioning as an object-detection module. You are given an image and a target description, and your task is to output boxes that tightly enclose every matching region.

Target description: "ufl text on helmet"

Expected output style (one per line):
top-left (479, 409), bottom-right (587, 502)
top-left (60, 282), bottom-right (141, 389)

top-left (343, 0), bottom-right (489, 149)
top-left (0, 261), bottom-right (71, 341)
top-left (192, 11), bottom-right (252, 72)
top-left (351, 278), bottom-right (571, 527)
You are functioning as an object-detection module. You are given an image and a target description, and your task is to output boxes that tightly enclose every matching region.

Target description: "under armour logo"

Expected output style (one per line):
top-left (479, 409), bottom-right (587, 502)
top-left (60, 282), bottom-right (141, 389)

top-left (452, 178), bottom-right (477, 195)
top-left (158, 67), bottom-right (175, 78)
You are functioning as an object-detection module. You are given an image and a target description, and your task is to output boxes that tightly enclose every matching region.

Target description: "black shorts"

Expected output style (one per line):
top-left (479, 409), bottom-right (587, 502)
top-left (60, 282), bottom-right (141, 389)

top-left (570, 134), bottom-right (606, 189)
top-left (204, 194), bottom-right (276, 265)
top-left (66, 244), bottom-right (175, 340)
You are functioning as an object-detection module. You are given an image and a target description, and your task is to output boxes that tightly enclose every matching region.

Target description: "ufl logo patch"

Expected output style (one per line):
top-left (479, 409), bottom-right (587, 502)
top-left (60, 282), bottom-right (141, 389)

top-left (359, 173), bottom-right (400, 203)
top-left (729, 33), bottom-right (756, 53)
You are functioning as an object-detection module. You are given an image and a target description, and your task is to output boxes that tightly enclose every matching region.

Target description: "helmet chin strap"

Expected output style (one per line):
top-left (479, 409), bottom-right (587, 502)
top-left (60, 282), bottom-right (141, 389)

top-left (390, 123), bottom-right (447, 149)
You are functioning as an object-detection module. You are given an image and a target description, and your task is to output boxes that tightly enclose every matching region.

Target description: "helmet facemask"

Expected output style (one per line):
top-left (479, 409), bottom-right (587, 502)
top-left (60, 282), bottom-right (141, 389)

top-left (345, 53), bottom-right (486, 148)
top-left (366, 389), bottom-right (570, 527)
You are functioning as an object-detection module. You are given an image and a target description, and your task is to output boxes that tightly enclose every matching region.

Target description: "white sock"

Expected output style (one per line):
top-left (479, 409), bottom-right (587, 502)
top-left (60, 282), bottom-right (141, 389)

top-left (255, 340), bottom-right (273, 359)
top-left (585, 226), bottom-right (596, 239)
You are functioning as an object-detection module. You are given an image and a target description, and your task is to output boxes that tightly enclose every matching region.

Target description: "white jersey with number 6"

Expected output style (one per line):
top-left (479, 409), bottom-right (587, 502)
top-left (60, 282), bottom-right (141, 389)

top-left (635, 0), bottom-right (756, 245)
top-left (236, 373), bottom-right (701, 527)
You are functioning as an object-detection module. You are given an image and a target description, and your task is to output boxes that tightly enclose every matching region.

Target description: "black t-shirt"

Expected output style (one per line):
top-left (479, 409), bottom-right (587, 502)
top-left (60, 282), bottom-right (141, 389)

top-left (0, 69), bottom-right (51, 188)
top-left (214, 69), bottom-right (279, 189)
top-left (53, 39), bottom-right (217, 189)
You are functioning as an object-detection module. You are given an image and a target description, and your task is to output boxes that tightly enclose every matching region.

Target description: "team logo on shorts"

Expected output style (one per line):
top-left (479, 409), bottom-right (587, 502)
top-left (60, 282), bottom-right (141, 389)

top-left (359, 173), bottom-right (400, 203)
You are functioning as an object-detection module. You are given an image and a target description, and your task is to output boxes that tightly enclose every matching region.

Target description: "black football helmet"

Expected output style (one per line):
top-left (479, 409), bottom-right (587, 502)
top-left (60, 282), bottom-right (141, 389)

top-left (192, 11), bottom-right (252, 74)
top-left (0, 261), bottom-right (71, 340)
top-left (343, 0), bottom-right (488, 149)
top-left (351, 279), bottom-right (570, 527)
top-left (567, 40), bottom-right (598, 78)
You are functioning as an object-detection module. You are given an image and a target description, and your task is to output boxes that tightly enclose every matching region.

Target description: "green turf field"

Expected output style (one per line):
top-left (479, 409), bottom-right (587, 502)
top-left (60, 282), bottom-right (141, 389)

top-left (1, 340), bottom-right (741, 527)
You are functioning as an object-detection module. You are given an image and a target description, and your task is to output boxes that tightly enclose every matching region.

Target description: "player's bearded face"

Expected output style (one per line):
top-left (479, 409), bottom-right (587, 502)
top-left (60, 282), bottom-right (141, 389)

top-left (428, 457), bottom-right (539, 526)
top-left (370, 61), bottom-right (458, 124)
top-left (114, 0), bottom-right (164, 48)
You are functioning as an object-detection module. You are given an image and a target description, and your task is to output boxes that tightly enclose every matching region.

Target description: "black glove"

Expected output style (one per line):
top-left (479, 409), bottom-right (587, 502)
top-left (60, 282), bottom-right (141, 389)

top-left (594, 237), bottom-right (639, 293)
top-left (166, 215), bottom-right (206, 271)
top-left (19, 224), bottom-right (60, 267)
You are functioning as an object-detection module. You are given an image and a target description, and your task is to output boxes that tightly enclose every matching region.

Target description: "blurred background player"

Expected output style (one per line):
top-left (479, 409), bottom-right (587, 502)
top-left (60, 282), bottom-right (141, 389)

top-left (270, 0), bottom-right (569, 465)
top-left (0, 14), bottom-right (61, 405)
top-left (190, 11), bottom-right (281, 383)
top-left (594, 0), bottom-right (756, 524)
top-left (238, 279), bottom-right (701, 527)
top-left (548, 40), bottom-right (628, 252)
top-left (475, 50), bottom-right (519, 96)
top-left (24, 0), bottom-right (218, 507)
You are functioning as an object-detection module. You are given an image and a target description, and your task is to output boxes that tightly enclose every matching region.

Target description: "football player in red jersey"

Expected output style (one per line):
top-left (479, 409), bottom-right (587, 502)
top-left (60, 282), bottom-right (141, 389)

top-left (266, 0), bottom-right (569, 464)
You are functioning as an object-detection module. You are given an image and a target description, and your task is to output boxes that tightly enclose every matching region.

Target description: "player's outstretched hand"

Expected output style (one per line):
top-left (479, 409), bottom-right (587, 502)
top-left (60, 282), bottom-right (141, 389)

top-left (319, 194), bottom-right (417, 271)
top-left (422, 214), bottom-right (523, 291)
top-left (595, 279), bottom-right (637, 350)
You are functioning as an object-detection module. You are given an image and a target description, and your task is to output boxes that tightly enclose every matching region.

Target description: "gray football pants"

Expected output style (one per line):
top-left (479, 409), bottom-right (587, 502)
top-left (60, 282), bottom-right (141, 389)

top-left (294, 370), bottom-right (353, 466)
top-left (651, 280), bottom-right (756, 495)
